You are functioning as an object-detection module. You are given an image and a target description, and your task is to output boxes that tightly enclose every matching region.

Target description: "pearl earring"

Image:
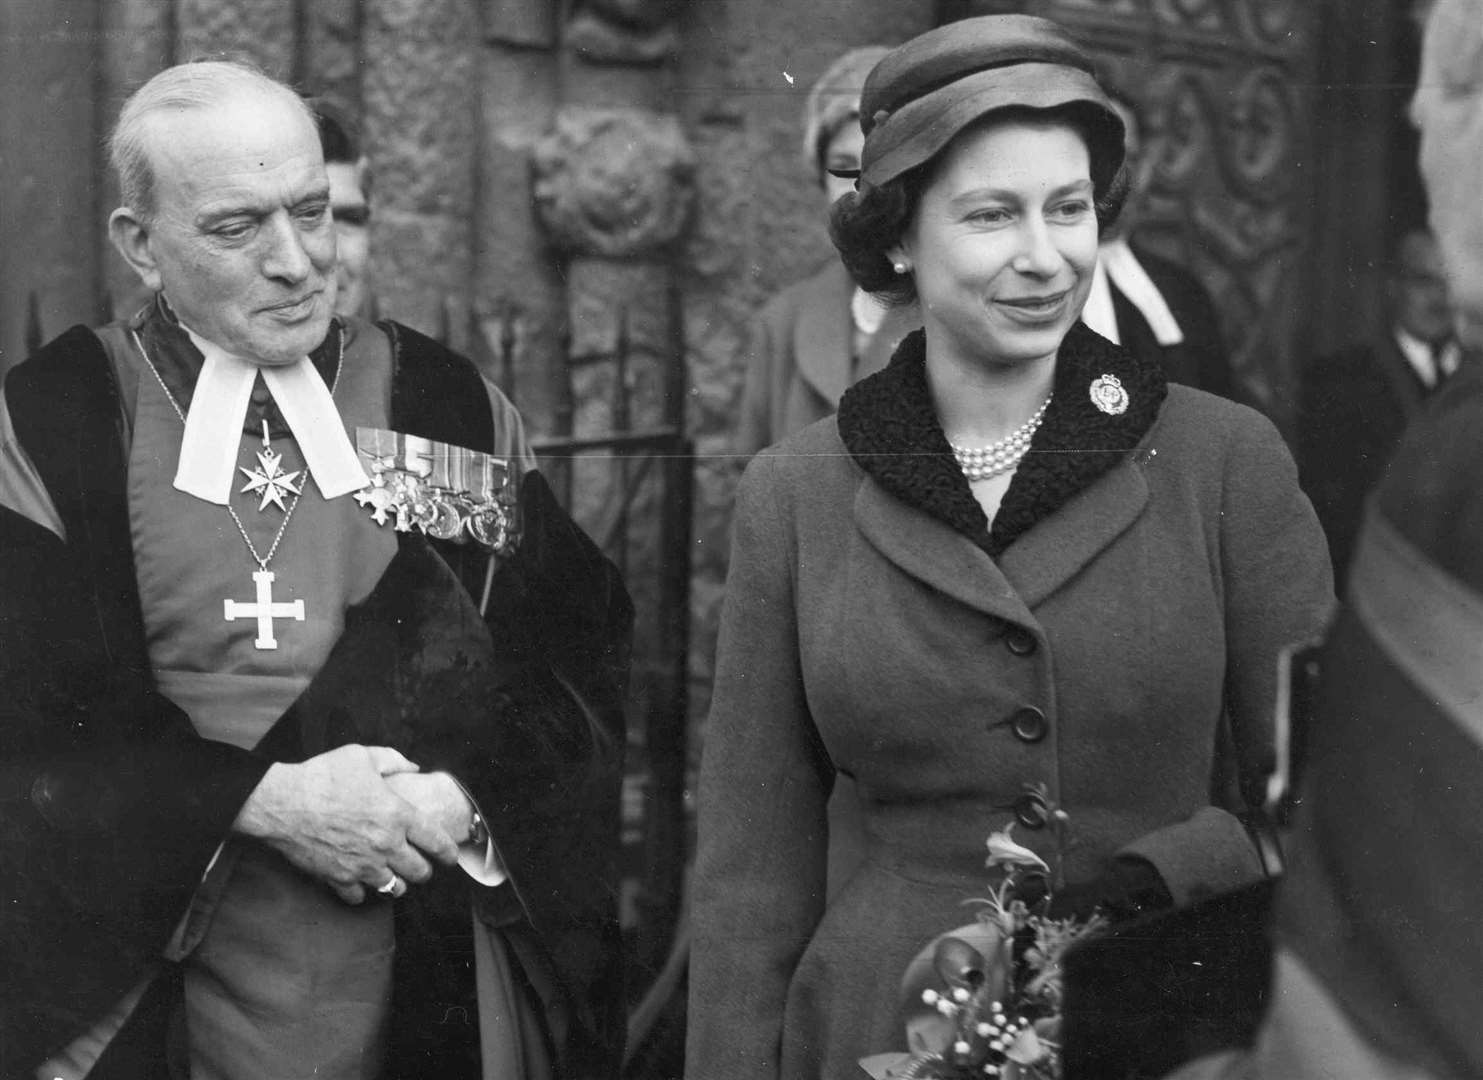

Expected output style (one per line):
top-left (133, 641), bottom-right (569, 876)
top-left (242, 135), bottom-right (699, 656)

top-left (892, 261), bottom-right (909, 274)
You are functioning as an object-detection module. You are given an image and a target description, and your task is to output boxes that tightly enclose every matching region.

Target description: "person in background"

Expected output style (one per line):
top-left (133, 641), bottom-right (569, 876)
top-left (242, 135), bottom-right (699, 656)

top-left (688, 15), bottom-right (1331, 1079)
top-left (733, 44), bottom-right (922, 898)
top-left (312, 100), bottom-right (374, 319)
top-left (1168, 0), bottom-right (1483, 1076)
top-left (734, 45), bottom-right (920, 457)
top-left (1297, 227), bottom-right (1458, 589)
top-left (1080, 87), bottom-right (1236, 399)
top-left (0, 60), bottom-right (630, 1079)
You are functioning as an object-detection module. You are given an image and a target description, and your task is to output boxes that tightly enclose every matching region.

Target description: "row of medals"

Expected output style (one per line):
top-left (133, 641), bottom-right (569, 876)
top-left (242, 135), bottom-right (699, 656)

top-left (350, 427), bottom-right (520, 555)
top-left (239, 426), bottom-right (519, 551)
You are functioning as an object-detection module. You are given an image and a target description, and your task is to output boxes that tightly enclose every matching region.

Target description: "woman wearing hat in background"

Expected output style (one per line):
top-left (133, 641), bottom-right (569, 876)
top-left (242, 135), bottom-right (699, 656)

top-left (688, 14), bottom-right (1332, 1080)
top-left (734, 46), bottom-right (919, 457)
top-left (736, 46), bottom-right (923, 902)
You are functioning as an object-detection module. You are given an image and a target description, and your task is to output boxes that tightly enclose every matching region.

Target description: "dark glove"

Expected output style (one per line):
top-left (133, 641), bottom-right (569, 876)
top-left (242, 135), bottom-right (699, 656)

top-left (1045, 856), bottom-right (1174, 922)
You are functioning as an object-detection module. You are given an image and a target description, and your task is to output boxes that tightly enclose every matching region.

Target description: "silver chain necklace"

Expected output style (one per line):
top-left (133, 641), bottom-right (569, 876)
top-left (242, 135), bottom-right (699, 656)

top-left (129, 327), bottom-right (344, 649)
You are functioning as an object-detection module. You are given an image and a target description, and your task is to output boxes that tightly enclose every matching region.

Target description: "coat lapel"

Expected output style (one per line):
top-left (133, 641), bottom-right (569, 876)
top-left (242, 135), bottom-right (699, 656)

top-left (854, 477), bottom-right (1035, 626)
top-left (836, 321), bottom-right (1167, 615)
top-left (791, 262), bottom-right (856, 408)
top-left (998, 454), bottom-right (1150, 607)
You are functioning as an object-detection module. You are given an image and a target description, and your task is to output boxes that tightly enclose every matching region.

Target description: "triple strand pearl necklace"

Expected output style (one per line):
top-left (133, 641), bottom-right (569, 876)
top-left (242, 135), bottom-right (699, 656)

top-left (948, 394), bottom-right (1052, 482)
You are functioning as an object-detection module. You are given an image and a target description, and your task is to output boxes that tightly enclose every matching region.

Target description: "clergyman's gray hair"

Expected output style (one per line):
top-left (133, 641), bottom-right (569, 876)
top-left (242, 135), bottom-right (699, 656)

top-left (109, 59), bottom-right (314, 222)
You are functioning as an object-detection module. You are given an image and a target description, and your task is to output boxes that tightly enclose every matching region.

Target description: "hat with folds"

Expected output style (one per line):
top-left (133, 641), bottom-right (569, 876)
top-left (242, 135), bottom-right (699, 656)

top-left (857, 14), bottom-right (1124, 191)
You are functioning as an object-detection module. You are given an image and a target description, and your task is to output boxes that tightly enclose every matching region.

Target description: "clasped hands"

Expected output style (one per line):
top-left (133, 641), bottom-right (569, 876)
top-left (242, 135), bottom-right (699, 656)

top-left (232, 743), bottom-right (472, 905)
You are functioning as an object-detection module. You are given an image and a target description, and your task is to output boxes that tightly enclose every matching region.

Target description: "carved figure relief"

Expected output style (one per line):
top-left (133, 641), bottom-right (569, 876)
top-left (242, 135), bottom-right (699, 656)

top-left (1222, 69), bottom-right (1294, 199)
top-left (567, 0), bottom-right (685, 63)
top-left (532, 107), bottom-right (697, 257)
top-left (1243, 0), bottom-right (1303, 42)
top-left (1164, 0), bottom-right (1221, 24)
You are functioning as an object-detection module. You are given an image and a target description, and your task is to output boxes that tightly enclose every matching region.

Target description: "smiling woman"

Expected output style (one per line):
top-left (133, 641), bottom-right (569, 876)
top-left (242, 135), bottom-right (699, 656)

top-left (899, 121), bottom-right (1098, 372)
top-left (687, 14), bottom-right (1335, 1080)
top-left (830, 73), bottom-right (1128, 524)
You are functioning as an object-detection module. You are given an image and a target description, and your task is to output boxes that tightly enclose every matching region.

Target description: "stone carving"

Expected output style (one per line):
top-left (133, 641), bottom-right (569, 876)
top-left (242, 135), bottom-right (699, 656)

top-left (567, 0), bottom-right (684, 64)
top-left (1242, 0), bottom-right (1304, 43)
top-left (485, 0), bottom-right (559, 48)
top-left (533, 107), bottom-right (697, 257)
top-left (1052, 0), bottom-right (1143, 21)
top-left (1220, 68), bottom-right (1294, 199)
top-left (1152, 73), bottom-right (1212, 187)
top-left (1155, 0), bottom-right (1225, 29)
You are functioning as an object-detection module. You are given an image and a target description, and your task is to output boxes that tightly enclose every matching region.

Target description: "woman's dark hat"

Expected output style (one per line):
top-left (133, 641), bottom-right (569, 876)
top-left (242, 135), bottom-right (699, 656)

top-left (857, 14), bottom-right (1124, 190)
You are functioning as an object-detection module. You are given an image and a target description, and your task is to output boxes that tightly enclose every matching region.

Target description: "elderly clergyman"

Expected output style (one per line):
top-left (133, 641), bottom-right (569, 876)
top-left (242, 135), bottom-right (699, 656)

top-left (0, 60), bottom-right (630, 1079)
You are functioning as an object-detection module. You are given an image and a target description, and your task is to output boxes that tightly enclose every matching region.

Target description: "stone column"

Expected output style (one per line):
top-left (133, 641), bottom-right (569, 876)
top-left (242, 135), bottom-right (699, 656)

top-left (300, 0), bottom-right (363, 108)
top-left (532, 0), bottom-right (701, 975)
top-left (474, 0), bottom-right (567, 436)
top-left (363, 0), bottom-right (479, 348)
top-left (0, 0), bottom-right (103, 368)
top-left (176, 0), bottom-right (295, 75)
top-left (97, 0), bottom-right (175, 322)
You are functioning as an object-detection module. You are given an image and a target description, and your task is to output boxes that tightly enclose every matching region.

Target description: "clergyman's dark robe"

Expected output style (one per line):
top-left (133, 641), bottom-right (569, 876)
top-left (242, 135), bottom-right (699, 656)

top-left (0, 317), bottom-right (632, 1078)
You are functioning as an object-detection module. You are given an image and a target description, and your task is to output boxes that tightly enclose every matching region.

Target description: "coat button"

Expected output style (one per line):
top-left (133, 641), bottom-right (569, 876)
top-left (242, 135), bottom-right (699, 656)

top-left (1004, 627), bottom-right (1037, 656)
top-left (1013, 791), bottom-right (1050, 829)
top-left (1010, 706), bottom-right (1048, 743)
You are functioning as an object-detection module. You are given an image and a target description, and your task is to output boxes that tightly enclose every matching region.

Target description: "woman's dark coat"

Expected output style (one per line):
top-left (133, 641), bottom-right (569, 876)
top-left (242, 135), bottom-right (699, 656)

top-left (688, 326), bottom-right (1333, 1080)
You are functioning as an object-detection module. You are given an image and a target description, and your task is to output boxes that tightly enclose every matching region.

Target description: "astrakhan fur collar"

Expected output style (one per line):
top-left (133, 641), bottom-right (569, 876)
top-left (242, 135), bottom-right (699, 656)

top-left (837, 321), bottom-right (1168, 556)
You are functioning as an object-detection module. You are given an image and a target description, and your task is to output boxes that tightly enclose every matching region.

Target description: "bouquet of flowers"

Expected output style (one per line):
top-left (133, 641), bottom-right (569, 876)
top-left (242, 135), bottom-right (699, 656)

top-left (859, 826), bottom-right (1105, 1079)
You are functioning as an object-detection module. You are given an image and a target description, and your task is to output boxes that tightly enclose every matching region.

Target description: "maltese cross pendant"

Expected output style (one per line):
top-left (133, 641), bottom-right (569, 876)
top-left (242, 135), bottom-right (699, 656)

top-left (240, 421), bottom-right (304, 512)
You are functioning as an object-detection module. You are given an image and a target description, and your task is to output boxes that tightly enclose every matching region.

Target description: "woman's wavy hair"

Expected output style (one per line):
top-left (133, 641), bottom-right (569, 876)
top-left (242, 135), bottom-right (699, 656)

top-left (829, 103), bottom-right (1129, 306)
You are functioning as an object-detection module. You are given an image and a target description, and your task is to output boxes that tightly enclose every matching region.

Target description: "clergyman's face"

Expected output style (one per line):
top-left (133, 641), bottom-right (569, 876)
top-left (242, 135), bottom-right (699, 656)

top-left (124, 90), bottom-right (338, 365)
top-left (327, 161), bottom-right (371, 318)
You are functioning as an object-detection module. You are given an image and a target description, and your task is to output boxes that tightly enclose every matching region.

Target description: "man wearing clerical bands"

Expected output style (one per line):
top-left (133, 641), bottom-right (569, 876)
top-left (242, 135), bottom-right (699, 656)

top-left (0, 60), bottom-right (631, 1079)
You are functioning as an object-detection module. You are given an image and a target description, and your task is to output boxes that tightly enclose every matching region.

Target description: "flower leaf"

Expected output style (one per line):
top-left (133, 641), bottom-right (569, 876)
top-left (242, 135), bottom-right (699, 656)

top-left (858, 1051), bottom-right (916, 1079)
